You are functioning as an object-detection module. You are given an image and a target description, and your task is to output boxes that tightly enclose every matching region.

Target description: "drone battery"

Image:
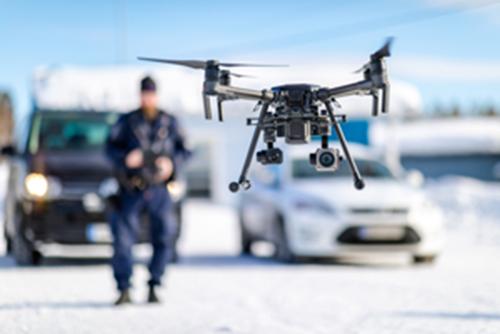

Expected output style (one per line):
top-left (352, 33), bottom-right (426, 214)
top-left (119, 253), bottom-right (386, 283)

top-left (285, 119), bottom-right (310, 144)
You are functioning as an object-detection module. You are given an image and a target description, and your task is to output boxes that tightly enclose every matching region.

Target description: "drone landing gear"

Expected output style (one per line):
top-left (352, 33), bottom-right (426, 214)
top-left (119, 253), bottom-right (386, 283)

top-left (229, 101), bottom-right (271, 193)
top-left (323, 100), bottom-right (365, 190)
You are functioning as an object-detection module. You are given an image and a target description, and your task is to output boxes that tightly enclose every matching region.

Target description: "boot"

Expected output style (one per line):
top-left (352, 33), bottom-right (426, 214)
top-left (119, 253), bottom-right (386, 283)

top-left (114, 289), bottom-right (132, 306)
top-left (147, 285), bottom-right (161, 303)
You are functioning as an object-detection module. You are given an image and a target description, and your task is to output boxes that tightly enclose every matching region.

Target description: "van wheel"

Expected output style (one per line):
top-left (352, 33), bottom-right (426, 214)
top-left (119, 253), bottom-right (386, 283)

top-left (5, 235), bottom-right (12, 254)
top-left (12, 233), bottom-right (42, 266)
top-left (273, 216), bottom-right (295, 263)
top-left (413, 255), bottom-right (437, 264)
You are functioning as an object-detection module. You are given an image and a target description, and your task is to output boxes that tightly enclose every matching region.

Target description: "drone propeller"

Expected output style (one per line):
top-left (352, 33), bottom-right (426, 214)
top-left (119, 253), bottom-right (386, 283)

top-left (370, 37), bottom-right (394, 60)
top-left (353, 37), bottom-right (394, 74)
top-left (219, 62), bottom-right (287, 68)
top-left (138, 57), bottom-right (287, 69)
top-left (230, 72), bottom-right (254, 78)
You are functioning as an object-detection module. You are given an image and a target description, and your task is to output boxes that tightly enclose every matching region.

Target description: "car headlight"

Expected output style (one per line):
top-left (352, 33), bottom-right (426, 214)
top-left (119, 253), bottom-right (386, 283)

top-left (24, 173), bottom-right (62, 199)
top-left (293, 198), bottom-right (335, 215)
top-left (25, 173), bottom-right (49, 197)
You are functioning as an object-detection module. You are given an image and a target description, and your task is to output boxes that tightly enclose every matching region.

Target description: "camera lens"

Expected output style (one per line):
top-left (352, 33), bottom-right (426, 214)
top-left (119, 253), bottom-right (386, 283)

top-left (318, 151), bottom-right (335, 167)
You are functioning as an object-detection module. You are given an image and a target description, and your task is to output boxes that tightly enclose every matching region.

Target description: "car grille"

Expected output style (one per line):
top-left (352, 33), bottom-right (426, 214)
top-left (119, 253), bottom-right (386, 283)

top-left (337, 226), bottom-right (420, 245)
top-left (348, 207), bottom-right (409, 215)
top-left (60, 181), bottom-right (102, 198)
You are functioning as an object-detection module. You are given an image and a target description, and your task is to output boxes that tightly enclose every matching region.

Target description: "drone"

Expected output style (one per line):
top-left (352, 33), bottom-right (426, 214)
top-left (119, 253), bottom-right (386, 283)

top-left (139, 38), bottom-right (392, 193)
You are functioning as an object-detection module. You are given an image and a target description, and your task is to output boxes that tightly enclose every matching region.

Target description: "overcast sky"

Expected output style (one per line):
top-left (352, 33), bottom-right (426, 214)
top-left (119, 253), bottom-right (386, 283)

top-left (1, 0), bottom-right (500, 119)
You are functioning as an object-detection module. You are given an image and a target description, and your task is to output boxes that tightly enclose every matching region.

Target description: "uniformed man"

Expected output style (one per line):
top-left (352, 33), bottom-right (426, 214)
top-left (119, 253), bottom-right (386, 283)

top-left (106, 76), bottom-right (190, 305)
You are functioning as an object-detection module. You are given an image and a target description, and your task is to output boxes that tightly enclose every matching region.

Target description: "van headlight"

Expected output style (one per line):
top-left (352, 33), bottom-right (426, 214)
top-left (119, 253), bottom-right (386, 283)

top-left (25, 173), bottom-right (49, 197)
top-left (24, 173), bottom-right (62, 199)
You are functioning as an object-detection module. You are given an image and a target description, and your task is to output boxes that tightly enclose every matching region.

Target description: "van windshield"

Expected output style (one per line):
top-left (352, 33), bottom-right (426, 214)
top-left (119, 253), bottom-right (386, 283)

top-left (292, 158), bottom-right (394, 180)
top-left (29, 111), bottom-right (118, 153)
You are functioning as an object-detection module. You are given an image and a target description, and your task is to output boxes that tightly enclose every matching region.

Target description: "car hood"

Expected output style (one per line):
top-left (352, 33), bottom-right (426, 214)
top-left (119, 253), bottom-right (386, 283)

top-left (286, 178), bottom-right (426, 210)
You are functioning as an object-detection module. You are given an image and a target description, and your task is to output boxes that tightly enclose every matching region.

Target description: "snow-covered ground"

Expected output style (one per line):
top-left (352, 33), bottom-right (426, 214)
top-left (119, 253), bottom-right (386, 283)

top-left (1, 198), bottom-right (500, 334)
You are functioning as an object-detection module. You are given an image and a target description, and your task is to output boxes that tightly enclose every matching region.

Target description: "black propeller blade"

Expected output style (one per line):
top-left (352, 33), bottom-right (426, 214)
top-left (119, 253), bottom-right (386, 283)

top-left (370, 37), bottom-right (394, 60)
top-left (230, 72), bottom-right (254, 78)
top-left (137, 58), bottom-right (207, 69)
top-left (138, 57), bottom-right (287, 69)
top-left (354, 37), bottom-right (394, 73)
top-left (218, 62), bottom-right (288, 68)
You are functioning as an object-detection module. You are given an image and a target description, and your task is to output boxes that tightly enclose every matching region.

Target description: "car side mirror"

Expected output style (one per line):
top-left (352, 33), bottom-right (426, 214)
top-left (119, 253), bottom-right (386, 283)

top-left (405, 169), bottom-right (424, 188)
top-left (0, 145), bottom-right (17, 156)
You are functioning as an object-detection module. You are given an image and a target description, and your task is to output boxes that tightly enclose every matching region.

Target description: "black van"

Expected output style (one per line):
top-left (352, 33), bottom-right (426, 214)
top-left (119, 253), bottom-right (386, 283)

top-left (1, 110), bottom-right (184, 265)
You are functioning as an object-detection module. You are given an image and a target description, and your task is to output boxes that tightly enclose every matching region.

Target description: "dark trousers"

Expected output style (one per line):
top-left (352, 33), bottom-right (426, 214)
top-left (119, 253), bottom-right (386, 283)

top-left (110, 185), bottom-right (171, 291)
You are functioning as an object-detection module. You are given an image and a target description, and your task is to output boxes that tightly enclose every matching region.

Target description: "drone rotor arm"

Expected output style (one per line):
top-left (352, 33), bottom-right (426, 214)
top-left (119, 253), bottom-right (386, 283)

top-left (214, 84), bottom-right (274, 102)
top-left (323, 79), bottom-right (373, 99)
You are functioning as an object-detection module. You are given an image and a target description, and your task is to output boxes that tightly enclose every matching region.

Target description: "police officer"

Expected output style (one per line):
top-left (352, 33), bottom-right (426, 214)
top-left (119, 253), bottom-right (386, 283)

top-left (106, 76), bottom-right (189, 305)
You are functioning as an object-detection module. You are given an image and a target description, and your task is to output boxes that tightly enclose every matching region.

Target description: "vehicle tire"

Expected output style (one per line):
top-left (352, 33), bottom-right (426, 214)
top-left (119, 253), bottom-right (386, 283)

top-left (11, 208), bottom-right (42, 266)
top-left (239, 215), bottom-right (253, 255)
top-left (273, 216), bottom-right (295, 263)
top-left (5, 234), bottom-right (12, 254)
top-left (413, 255), bottom-right (437, 264)
top-left (12, 233), bottom-right (42, 266)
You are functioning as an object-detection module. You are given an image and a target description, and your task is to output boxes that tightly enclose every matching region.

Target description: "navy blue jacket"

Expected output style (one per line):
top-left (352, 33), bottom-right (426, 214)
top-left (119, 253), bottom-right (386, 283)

top-left (106, 108), bottom-right (190, 185)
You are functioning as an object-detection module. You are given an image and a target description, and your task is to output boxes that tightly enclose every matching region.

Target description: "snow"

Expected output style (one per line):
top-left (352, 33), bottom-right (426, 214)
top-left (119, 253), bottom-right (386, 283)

top-left (375, 118), bottom-right (500, 156)
top-left (1, 196), bottom-right (500, 333)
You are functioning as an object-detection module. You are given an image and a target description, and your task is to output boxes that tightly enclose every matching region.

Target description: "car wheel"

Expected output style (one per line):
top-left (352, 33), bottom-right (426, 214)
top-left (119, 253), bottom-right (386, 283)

top-left (413, 255), bottom-right (437, 264)
top-left (273, 216), bottom-right (295, 263)
top-left (239, 214), bottom-right (253, 255)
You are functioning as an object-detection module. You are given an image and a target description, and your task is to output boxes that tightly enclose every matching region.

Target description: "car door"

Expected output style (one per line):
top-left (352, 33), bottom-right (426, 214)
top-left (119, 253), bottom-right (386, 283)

top-left (241, 165), bottom-right (283, 240)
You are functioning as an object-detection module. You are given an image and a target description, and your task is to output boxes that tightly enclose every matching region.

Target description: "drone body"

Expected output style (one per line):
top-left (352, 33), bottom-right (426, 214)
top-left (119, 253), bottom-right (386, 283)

top-left (139, 39), bottom-right (392, 192)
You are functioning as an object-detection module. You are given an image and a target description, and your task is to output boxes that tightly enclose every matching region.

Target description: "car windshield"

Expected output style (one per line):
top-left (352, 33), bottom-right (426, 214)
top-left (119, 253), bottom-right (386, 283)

top-left (29, 111), bottom-right (118, 152)
top-left (292, 158), bottom-right (394, 180)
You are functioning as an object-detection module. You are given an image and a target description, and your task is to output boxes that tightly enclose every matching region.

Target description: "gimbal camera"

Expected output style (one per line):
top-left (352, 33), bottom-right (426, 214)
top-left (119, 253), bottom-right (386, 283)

top-left (139, 38), bottom-right (392, 192)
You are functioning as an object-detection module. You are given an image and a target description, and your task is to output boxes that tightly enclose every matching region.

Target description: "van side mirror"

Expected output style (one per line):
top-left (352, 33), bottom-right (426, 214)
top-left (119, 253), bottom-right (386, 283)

top-left (0, 145), bottom-right (17, 156)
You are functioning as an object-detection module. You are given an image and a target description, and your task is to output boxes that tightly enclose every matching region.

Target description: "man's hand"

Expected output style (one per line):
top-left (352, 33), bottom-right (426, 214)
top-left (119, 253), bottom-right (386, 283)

top-left (125, 149), bottom-right (144, 169)
top-left (155, 156), bottom-right (174, 182)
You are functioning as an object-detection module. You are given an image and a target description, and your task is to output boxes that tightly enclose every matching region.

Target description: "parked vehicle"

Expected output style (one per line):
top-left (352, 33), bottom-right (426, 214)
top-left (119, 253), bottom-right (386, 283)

top-left (1, 110), bottom-right (185, 265)
top-left (238, 144), bottom-right (445, 263)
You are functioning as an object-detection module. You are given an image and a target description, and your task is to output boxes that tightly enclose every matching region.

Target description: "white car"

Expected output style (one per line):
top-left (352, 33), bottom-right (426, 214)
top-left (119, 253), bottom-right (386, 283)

top-left (238, 144), bottom-right (445, 263)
